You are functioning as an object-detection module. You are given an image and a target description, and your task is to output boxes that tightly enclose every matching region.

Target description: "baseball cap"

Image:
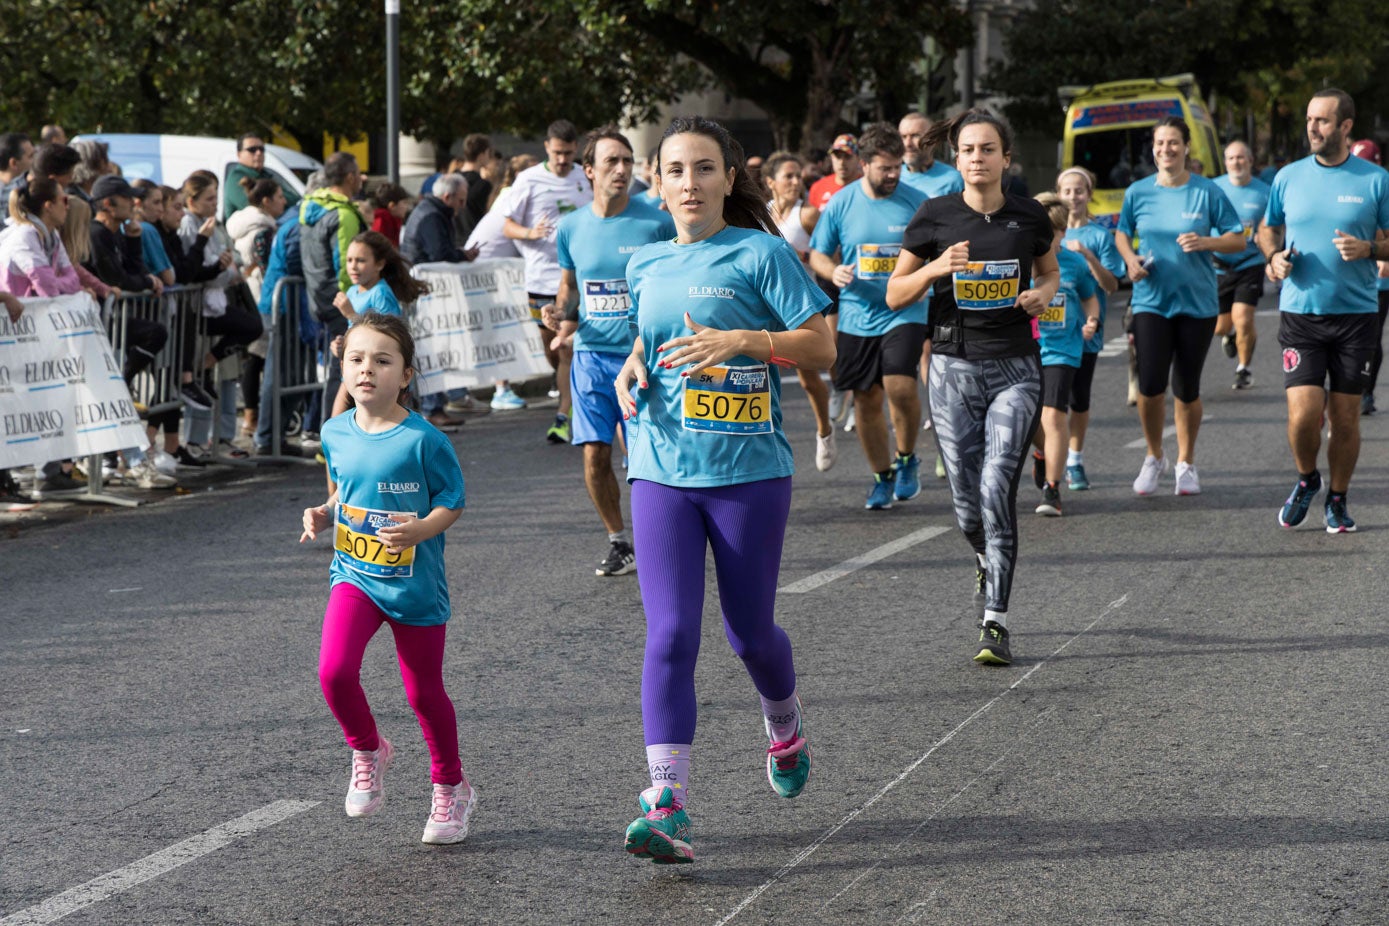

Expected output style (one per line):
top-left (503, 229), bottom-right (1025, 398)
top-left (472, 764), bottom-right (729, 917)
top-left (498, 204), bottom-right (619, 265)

top-left (1350, 139), bottom-right (1382, 165)
top-left (829, 134), bottom-right (859, 156)
top-left (90, 175), bottom-right (139, 201)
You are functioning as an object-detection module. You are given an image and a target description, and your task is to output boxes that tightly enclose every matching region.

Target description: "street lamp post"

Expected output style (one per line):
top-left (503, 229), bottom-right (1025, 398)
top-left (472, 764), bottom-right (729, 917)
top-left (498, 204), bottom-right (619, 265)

top-left (385, 0), bottom-right (401, 183)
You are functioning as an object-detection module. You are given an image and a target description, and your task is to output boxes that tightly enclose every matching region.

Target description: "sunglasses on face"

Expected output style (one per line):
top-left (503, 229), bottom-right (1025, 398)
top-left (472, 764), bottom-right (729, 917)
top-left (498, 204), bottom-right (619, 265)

top-left (242, 145), bottom-right (265, 154)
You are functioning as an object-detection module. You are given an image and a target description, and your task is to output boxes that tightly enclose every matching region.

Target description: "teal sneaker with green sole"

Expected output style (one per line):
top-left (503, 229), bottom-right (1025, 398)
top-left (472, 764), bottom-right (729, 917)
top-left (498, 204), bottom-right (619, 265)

top-left (765, 698), bottom-right (811, 799)
top-left (624, 786), bottom-right (693, 864)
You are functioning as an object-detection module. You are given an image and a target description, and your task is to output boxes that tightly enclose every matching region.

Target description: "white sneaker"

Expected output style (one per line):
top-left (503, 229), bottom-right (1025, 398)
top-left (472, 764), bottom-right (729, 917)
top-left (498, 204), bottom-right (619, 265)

top-left (421, 782), bottom-right (478, 844)
top-left (1132, 454), bottom-right (1168, 496)
top-left (815, 430), bottom-right (837, 472)
top-left (128, 459), bottom-right (177, 489)
top-left (843, 406), bottom-right (856, 433)
top-left (922, 417), bottom-right (934, 432)
top-left (490, 388), bottom-right (527, 410)
top-left (828, 388), bottom-right (849, 423)
top-left (1174, 461), bottom-right (1201, 496)
top-left (344, 738), bottom-right (393, 818)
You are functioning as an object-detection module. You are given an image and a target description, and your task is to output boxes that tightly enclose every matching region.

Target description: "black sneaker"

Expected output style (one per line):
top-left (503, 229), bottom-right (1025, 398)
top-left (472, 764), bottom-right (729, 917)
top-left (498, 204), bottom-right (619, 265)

top-left (1031, 452), bottom-right (1046, 490)
top-left (1036, 483), bottom-right (1062, 516)
top-left (41, 470), bottom-right (82, 491)
top-left (180, 380), bottom-right (214, 411)
top-left (974, 621), bottom-right (1012, 666)
top-left (1232, 368), bottom-right (1252, 390)
top-left (596, 540), bottom-right (636, 577)
top-left (1222, 333), bottom-right (1237, 358)
top-left (174, 445), bottom-right (208, 468)
top-left (0, 470), bottom-right (29, 502)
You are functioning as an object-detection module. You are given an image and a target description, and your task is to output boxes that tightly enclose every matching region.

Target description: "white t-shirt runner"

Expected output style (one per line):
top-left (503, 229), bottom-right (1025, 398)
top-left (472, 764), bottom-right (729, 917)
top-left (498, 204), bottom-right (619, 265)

top-left (503, 161), bottom-right (594, 295)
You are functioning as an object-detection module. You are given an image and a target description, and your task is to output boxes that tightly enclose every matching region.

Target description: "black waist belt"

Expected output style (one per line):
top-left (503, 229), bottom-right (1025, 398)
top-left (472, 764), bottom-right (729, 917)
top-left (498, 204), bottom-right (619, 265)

top-left (932, 322), bottom-right (1032, 343)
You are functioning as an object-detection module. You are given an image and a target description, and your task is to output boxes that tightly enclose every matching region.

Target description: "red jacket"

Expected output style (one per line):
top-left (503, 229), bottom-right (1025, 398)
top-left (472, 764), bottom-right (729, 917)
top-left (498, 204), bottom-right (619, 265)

top-left (372, 209), bottom-right (402, 246)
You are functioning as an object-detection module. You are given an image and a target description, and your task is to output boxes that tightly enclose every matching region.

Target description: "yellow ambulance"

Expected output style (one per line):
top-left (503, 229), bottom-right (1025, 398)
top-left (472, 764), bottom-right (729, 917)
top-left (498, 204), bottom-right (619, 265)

top-left (1058, 73), bottom-right (1222, 228)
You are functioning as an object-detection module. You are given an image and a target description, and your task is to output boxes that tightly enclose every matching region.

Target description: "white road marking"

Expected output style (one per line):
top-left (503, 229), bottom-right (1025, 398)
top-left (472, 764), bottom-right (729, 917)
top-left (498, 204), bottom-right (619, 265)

top-left (779, 527), bottom-right (951, 594)
top-left (0, 799), bottom-right (320, 926)
top-left (1124, 416), bottom-right (1212, 449)
top-left (106, 588), bottom-right (142, 594)
top-left (710, 595), bottom-right (1129, 926)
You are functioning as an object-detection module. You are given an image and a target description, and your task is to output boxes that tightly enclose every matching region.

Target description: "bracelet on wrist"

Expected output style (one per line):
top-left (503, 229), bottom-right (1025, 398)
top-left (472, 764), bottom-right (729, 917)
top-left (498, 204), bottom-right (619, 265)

top-left (763, 329), bottom-right (795, 368)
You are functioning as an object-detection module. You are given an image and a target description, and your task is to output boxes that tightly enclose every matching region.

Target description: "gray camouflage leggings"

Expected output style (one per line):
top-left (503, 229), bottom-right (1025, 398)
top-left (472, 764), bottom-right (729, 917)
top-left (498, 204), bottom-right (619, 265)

top-left (929, 353), bottom-right (1042, 614)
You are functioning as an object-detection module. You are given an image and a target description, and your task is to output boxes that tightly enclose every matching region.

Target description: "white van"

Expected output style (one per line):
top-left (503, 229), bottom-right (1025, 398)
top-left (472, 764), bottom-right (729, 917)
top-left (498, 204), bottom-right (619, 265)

top-left (72, 133), bottom-right (322, 218)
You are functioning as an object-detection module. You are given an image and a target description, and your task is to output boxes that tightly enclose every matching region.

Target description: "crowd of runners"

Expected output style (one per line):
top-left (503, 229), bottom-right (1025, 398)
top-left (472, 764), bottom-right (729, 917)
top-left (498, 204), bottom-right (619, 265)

top-left (8, 89), bottom-right (1386, 862)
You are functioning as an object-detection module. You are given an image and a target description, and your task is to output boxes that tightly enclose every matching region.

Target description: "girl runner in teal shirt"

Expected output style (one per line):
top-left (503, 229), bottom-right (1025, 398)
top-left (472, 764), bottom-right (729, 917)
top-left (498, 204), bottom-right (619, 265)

top-left (614, 116), bottom-right (835, 865)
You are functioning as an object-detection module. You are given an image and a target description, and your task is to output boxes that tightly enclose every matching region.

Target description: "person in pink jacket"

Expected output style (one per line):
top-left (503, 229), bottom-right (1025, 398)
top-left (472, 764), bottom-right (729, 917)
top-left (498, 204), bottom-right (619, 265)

top-left (0, 178), bottom-right (81, 296)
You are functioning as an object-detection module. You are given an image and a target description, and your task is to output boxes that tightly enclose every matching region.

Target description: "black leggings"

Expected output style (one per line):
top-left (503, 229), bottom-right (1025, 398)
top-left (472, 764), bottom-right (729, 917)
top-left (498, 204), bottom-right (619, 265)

top-left (122, 318), bottom-right (168, 382)
top-left (1132, 313), bottom-right (1218, 403)
top-left (205, 297), bottom-right (264, 362)
top-left (1367, 290), bottom-right (1389, 394)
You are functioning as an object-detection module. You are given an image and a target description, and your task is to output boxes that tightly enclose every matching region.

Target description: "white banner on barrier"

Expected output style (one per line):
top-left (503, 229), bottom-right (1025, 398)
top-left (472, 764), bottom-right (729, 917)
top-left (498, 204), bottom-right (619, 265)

top-left (0, 294), bottom-right (147, 469)
top-left (410, 259), bottom-right (552, 390)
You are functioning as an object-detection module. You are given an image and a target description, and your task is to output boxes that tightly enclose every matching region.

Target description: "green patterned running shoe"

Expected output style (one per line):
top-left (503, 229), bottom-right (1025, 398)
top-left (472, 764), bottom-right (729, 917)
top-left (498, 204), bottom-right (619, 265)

top-left (765, 699), bottom-right (811, 799)
top-left (624, 786), bottom-right (693, 864)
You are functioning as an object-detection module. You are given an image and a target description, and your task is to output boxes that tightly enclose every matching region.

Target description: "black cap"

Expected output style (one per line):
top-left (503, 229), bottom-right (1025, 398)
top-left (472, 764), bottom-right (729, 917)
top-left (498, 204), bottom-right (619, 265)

top-left (90, 175), bottom-right (139, 202)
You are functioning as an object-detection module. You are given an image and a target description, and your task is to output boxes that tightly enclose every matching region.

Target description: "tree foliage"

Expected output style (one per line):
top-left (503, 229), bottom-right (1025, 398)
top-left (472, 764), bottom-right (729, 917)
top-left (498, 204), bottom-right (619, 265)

top-left (1, 0), bottom-right (974, 158)
top-left (988, 0), bottom-right (1389, 138)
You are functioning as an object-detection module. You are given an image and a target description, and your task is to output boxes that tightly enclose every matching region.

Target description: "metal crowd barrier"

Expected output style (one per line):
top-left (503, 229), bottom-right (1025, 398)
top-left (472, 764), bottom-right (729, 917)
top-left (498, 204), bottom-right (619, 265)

top-left (262, 275), bottom-right (330, 462)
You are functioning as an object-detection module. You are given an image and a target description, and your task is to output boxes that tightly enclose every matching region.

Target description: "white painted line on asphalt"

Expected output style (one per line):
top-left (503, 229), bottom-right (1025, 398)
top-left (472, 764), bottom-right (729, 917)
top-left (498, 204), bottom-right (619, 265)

top-left (0, 799), bottom-right (320, 926)
top-left (711, 594), bottom-right (1129, 926)
top-left (106, 588), bottom-right (142, 594)
top-left (1123, 416), bottom-right (1212, 449)
top-left (779, 526), bottom-right (952, 594)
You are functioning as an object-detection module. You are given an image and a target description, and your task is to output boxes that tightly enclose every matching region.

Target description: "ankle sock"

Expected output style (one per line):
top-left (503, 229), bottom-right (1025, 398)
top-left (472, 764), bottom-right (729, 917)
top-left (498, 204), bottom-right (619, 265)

top-left (645, 744), bottom-right (690, 806)
top-left (759, 692), bottom-right (801, 743)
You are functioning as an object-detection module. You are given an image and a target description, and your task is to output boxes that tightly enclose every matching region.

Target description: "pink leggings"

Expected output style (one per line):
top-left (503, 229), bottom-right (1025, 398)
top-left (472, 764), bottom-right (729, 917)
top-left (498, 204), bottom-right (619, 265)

top-left (318, 582), bottom-right (462, 785)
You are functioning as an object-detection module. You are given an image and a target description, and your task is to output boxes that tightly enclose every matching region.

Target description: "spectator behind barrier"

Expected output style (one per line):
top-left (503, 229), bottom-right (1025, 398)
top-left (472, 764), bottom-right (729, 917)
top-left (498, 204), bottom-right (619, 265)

top-left (223, 132), bottom-right (300, 219)
top-left (1, 132), bottom-right (35, 205)
top-left (228, 177), bottom-right (289, 438)
top-left (87, 175), bottom-right (163, 294)
top-left (129, 180), bottom-right (176, 288)
top-left (59, 194), bottom-right (110, 298)
top-left (370, 182), bottom-right (410, 247)
top-left (0, 178), bottom-right (82, 296)
top-left (401, 173), bottom-right (478, 265)
top-left (466, 154), bottom-right (536, 259)
top-left (71, 140), bottom-right (112, 199)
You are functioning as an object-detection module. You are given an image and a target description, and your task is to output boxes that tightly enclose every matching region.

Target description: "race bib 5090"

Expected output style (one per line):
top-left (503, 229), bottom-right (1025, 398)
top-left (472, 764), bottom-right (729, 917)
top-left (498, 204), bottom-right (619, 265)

top-left (953, 260), bottom-right (1020, 310)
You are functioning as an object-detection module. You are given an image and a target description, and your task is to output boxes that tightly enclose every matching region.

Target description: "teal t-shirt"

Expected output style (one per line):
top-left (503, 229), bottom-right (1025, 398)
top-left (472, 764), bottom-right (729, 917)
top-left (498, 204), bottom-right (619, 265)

top-left (556, 197), bottom-right (675, 354)
top-left (625, 225), bottom-right (828, 488)
top-left (1037, 247), bottom-right (1097, 369)
top-left (1213, 175), bottom-right (1271, 273)
top-left (1265, 154), bottom-right (1389, 315)
top-left (322, 410), bottom-right (465, 626)
top-left (808, 181), bottom-right (929, 336)
top-left (139, 222), bottom-right (172, 275)
top-left (1063, 221), bottom-right (1124, 352)
top-left (347, 278), bottom-right (401, 317)
top-left (1118, 174), bottom-right (1243, 318)
top-left (900, 161), bottom-right (964, 198)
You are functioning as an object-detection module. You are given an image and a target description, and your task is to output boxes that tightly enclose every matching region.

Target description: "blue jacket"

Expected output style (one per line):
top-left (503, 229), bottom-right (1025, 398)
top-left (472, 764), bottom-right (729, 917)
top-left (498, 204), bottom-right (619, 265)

top-left (401, 195), bottom-right (470, 265)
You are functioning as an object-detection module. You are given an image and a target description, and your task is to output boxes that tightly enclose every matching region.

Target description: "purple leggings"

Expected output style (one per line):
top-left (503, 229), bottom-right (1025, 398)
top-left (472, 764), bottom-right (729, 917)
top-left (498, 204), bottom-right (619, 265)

top-left (632, 476), bottom-right (797, 745)
top-left (318, 582), bottom-right (462, 785)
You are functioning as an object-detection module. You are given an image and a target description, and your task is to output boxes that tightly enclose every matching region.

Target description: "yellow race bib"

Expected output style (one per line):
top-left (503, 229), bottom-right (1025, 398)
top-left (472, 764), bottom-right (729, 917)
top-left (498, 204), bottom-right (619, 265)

top-left (1037, 293), bottom-right (1066, 330)
top-left (682, 363), bottom-right (773, 435)
top-left (856, 243), bottom-right (900, 279)
top-left (335, 504), bottom-right (415, 578)
top-left (953, 260), bottom-right (1021, 310)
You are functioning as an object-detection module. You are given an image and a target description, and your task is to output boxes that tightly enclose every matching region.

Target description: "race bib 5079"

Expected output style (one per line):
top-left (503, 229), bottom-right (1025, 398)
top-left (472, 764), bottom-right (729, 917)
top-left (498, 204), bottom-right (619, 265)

top-left (335, 505), bottom-right (415, 578)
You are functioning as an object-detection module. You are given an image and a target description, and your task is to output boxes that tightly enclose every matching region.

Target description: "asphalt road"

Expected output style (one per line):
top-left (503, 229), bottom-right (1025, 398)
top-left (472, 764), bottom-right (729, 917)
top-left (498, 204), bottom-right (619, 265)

top-left (4, 297), bottom-right (1389, 926)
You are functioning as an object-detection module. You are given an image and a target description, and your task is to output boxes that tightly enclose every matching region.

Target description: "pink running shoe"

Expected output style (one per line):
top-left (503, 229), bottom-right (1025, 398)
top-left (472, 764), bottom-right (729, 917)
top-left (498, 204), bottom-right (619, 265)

top-left (422, 782), bottom-right (478, 845)
top-left (344, 738), bottom-right (393, 818)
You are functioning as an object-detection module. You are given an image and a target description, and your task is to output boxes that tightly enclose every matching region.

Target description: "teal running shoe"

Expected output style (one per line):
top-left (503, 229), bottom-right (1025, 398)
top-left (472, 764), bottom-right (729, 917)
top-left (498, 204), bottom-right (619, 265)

top-left (865, 473), bottom-right (893, 510)
top-left (624, 786), bottom-right (693, 864)
top-left (1278, 471), bottom-right (1322, 528)
top-left (765, 700), bottom-right (811, 799)
top-left (893, 453), bottom-right (921, 501)
top-left (1065, 463), bottom-right (1090, 491)
top-left (1325, 493), bottom-right (1357, 533)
